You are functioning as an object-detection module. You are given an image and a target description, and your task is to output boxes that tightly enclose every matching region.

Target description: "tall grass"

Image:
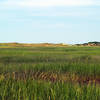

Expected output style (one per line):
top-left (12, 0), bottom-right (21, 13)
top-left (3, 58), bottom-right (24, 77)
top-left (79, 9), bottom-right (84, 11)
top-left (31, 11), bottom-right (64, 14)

top-left (0, 79), bottom-right (100, 100)
top-left (0, 46), bottom-right (100, 100)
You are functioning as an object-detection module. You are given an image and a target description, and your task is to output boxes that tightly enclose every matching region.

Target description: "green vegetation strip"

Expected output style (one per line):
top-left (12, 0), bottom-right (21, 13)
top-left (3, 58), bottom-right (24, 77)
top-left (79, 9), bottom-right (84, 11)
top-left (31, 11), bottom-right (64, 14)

top-left (0, 79), bottom-right (100, 100)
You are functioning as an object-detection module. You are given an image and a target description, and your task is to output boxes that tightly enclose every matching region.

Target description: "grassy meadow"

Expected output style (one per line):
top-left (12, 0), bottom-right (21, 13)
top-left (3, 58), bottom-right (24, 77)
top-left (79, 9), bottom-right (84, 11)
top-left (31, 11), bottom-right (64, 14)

top-left (0, 45), bottom-right (100, 100)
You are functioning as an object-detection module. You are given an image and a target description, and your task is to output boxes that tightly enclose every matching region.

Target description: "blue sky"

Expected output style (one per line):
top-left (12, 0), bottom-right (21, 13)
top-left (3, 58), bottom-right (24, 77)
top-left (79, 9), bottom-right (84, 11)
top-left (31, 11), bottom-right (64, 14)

top-left (0, 0), bottom-right (100, 44)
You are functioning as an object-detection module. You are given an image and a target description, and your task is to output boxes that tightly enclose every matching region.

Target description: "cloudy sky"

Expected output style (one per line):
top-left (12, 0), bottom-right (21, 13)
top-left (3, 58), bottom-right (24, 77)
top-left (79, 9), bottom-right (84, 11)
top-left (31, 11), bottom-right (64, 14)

top-left (0, 0), bottom-right (100, 44)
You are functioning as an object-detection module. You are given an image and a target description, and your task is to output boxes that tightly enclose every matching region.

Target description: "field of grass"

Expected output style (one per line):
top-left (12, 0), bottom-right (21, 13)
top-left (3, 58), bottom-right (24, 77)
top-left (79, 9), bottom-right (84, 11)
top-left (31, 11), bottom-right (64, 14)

top-left (0, 46), bottom-right (100, 100)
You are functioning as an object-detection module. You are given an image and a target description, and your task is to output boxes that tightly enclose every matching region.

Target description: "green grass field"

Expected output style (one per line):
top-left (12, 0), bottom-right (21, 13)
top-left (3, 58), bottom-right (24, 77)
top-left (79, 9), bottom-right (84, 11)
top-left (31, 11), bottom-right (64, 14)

top-left (0, 46), bottom-right (100, 100)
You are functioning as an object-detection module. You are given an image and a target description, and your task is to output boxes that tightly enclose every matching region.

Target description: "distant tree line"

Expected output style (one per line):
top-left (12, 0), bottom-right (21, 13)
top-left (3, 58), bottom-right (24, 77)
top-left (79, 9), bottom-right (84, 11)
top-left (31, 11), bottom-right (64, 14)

top-left (76, 41), bottom-right (100, 46)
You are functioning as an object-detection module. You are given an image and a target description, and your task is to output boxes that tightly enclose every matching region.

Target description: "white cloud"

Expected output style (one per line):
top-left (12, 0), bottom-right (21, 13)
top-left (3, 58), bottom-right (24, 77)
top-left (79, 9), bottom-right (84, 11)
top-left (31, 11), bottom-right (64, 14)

top-left (0, 0), bottom-right (100, 8)
top-left (18, 0), bottom-right (94, 7)
top-left (0, 0), bottom-right (99, 18)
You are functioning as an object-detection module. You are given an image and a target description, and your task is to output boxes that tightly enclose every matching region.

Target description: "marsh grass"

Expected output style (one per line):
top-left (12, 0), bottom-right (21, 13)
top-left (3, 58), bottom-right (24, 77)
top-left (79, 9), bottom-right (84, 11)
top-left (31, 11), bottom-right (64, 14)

top-left (0, 46), bottom-right (100, 100)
